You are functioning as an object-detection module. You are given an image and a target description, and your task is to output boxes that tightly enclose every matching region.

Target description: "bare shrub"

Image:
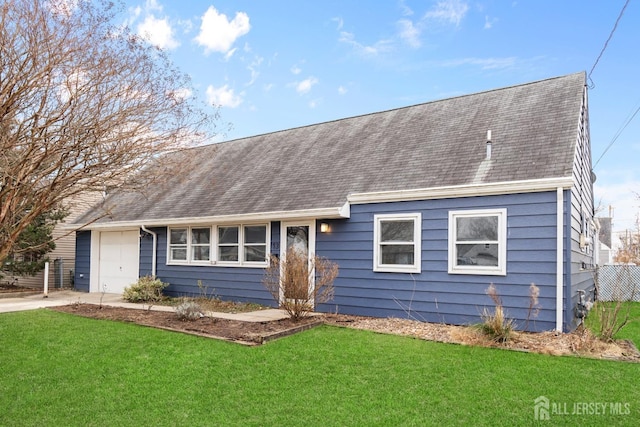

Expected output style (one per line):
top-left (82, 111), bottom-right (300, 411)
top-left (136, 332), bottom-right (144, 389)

top-left (122, 276), bottom-right (168, 303)
top-left (262, 249), bottom-right (338, 320)
top-left (524, 283), bottom-right (541, 331)
top-left (175, 300), bottom-right (204, 321)
top-left (479, 284), bottom-right (515, 343)
top-left (593, 265), bottom-right (638, 341)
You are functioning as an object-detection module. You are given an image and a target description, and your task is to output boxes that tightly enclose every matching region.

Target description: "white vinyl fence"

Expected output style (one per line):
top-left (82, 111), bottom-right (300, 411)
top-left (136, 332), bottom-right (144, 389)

top-left (596, 265), bottom-right (640, 302)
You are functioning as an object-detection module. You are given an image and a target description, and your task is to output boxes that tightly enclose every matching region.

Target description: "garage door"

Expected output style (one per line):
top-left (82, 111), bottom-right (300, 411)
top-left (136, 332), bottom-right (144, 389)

top-left (98, 230), bottom-right (140, 294)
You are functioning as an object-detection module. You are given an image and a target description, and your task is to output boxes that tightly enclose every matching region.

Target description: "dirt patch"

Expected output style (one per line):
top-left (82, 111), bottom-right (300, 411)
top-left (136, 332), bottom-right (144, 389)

top-left (49, 304), bottom-right (640, 360)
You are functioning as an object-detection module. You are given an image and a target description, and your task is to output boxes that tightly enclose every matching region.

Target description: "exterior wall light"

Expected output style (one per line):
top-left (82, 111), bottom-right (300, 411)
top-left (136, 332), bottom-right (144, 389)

top-left (320, 222), bottom-right (330, 233)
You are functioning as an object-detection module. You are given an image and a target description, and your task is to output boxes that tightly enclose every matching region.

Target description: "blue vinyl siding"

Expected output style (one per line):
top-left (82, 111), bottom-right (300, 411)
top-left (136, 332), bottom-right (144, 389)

top-left (74, 230), bottom-right (91, 292)
top-left (94, 191), bottom-right (571, 332)
top-left (316, 191), bottom-right (560, 332)
top-left (566, 88), bottom-right (596, 331)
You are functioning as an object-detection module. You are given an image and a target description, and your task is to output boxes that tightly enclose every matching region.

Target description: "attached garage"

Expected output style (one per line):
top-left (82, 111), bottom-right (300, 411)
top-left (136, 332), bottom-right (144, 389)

top-left (91, 230), bottom-right (140, 294)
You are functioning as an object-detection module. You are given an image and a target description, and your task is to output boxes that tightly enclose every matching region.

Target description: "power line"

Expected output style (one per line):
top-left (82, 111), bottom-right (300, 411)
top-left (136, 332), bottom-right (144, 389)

top-left (587, 0), bottom-right (630, 89)
top-left (593, 97), bottom-right (640, 168)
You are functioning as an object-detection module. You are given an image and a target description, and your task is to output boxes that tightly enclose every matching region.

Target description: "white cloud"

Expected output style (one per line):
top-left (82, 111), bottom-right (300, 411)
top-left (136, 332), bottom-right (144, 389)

top-left (295, 77), bottom-right (319, 95)
top-left (47, 0), bottom-right (80, 17)
top-left (263, 83), bottom-right (275, 92)
top-left (424, 0), bottom-right (469, 26)
top-left (339, 31), bottom-right (393, 57)
top-left (137, 15), bottom-right (179, 50)
top-left (439, 56), bottom-right (518, 70)
top-left (398, 19), bottom-right (421, 48)
top-left (194, 6), bottom-right (250, 55)
top-left (206, 85), bottom-right (243, 108)
top-left (290, 65), bottom-right (302, 75)
top-left (331, 17), bottom-right (344, 30)
top-left (144, 0), bottom-right (162, 12)
top-left (484, 15), bottom-right (498, 29)
top-left (246, 56), bottom-right (263, 86)
top-left (168, 87), bottom-right (193, 101)
top-left (399, 0), bottom-right (414, 16)
top-left (338, 86), bottom-right (347, 95)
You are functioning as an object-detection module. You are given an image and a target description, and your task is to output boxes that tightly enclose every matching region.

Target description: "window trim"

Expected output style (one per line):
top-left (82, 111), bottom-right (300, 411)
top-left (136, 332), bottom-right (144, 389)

top-left (373, 213), bottom-right (422, 273)
top-left (214, 223), bottom-right (270, 267)
top-left (167, 226), bottom-right (211, 265)
top-left (448, 208), bottom-right (507, 276)
top-left (167, 225), bottom-right (211, 265)
top-left (166, 223), bottom-right (270, 267)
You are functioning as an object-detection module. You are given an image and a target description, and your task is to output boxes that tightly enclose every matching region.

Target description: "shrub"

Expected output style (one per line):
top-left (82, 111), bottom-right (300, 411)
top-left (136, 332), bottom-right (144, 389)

top-left (479, 284), bottom-right (515, 343)
top-left (122, 276), bottom-right (168, 303)
top-left (262, 249), bottom-right (338, 320)
top-left (175, 300), bottom-right (204, 321)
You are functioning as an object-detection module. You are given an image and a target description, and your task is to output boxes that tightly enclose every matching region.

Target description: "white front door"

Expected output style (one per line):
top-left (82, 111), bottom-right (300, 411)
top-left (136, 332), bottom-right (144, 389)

top-left (280, 222), bottom-right (316, 304)
top-left (97, 230), bottom-right (139, 294)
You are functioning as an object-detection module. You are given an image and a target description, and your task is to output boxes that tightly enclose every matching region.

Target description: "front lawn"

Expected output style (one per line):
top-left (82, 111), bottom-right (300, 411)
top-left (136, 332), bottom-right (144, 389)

top-left (0, 310), bottom-right (638, 426)
top-left (585, 301), bottom-right (640, 344)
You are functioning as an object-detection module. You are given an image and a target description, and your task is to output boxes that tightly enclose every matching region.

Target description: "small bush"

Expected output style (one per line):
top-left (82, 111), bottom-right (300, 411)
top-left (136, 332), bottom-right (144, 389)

top-left (122, 276), bottom-right (168, 303)
top-left (479, 284), bottom-right (515, 343)
top-left (262, 249), bottom-right (338, 320)
top-left (175, 300), bottom-right (204, 321)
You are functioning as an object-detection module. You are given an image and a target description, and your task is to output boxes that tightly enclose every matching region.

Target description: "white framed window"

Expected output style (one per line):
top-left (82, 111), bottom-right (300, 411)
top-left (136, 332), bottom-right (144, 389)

top-left (216, 224), bottom-right (269, 266)
top-left (167, 224), bottom-right (270, 267)
top-left (168, 227), bottom-right (211, 264)
top-left (373, 213), bottom-right (421, 273)
top-left (448, 209), bottom-right (507, 276)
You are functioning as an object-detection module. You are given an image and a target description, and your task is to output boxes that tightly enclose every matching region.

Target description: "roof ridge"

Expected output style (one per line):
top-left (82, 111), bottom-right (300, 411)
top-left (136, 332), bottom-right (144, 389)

top-left (205, 71), bottom-right (586, 147)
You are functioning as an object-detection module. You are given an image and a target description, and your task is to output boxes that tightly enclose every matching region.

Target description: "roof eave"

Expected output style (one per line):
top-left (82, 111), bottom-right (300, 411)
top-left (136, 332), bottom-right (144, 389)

top-left (347, 177), bottom-right (575, 204)
top-left (69, 203), bottom-right (351, 231)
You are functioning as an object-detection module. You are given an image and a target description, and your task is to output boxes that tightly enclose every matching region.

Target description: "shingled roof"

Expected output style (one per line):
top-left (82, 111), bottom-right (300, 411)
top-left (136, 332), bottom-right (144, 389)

top-left (77, 72), bottom-right (586, 225)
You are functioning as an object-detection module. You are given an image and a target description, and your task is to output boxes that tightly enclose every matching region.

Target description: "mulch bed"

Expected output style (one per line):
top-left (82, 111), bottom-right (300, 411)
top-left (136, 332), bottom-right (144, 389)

top-left (49, 304), bottom-right (640, 361)
top-left (51, 303), bottom-right (322, 345)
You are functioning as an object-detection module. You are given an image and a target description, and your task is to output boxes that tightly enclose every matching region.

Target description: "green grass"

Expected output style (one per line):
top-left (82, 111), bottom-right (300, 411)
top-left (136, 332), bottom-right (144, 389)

top-left (585, 301), bottom-right (640, 344)
top-left (1, 310), bottom-right (639, 426)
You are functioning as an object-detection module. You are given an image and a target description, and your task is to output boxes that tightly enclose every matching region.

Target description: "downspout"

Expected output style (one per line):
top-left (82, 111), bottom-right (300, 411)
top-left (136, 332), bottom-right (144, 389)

top-left (141, 225), bottom-right (157, 277)
top-left (556, 188), bottom-right (564, 332)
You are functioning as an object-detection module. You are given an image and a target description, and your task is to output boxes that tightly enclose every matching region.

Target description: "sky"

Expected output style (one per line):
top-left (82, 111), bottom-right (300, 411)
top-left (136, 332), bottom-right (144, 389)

top-left (119, 0), bottom-right (640, 236)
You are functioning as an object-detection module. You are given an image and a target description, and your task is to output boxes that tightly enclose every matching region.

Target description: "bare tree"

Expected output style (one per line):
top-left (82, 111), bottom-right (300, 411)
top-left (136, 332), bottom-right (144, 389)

top-left (263, 249), bottom-right (338, 320)
top-left (0, 0), bottom-right (218, 262)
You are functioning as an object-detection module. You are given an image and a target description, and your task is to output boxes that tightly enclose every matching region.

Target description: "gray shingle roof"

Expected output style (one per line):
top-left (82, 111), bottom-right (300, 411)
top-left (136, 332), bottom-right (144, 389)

top-left (78, 72), bottom-right (586, 225)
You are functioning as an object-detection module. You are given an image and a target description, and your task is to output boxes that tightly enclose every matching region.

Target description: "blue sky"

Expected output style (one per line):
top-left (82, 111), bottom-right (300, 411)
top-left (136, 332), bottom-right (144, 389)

top-left (121, 0), bottom-right (640, 235)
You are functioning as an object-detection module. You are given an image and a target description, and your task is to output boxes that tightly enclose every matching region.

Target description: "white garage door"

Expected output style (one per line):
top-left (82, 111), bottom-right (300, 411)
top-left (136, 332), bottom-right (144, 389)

top-left (98, 230), bottom-right (140, 294)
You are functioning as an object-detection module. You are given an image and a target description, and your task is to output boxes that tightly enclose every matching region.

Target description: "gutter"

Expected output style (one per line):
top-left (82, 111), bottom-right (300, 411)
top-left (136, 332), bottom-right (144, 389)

top-left (140, 225), bottom-right (157, 277)
top-left (556, 187), bottom-right (564, 332)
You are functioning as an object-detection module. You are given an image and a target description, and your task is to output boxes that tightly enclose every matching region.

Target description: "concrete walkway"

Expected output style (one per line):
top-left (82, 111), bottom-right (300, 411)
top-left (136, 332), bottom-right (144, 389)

top-left (0, 289), bottom-right (290, 322)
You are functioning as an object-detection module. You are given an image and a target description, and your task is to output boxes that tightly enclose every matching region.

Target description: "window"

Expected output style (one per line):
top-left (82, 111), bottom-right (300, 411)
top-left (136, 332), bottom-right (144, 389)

top-left (244, 225), bottom-right (267, 262)
top-left (216, 224), bottom-right (269, 265)
top-left (168, 224), bottom-right (269, 266)
top-left (448, 209), bottom-right (506, 275)
top-left (374, 213), bottom-right (421, 273)
top-left (217, 226), bottom-right (239, 262)
top-left (168, 227), bottom-right (211, 264)
top-left (169, 228), bottom-right (188, 262)
top-left (191, 228), bottom-right (210, 262)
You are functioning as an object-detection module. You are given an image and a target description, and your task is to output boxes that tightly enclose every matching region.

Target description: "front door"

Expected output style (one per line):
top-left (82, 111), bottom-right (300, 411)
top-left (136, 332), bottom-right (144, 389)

top-left (280, 222), bottom-right (316, 304)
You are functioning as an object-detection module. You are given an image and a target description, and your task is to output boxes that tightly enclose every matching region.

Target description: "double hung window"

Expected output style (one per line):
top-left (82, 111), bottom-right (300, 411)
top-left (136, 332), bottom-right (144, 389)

top-left (373, 213), bottom-right (421, 273)
top-left (448, 209), bottom-right (506, 275)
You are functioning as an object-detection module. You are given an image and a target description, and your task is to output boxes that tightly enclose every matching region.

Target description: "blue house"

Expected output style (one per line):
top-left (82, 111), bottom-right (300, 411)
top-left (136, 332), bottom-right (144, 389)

top-left (72, 72), bottom-right (597, 332)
